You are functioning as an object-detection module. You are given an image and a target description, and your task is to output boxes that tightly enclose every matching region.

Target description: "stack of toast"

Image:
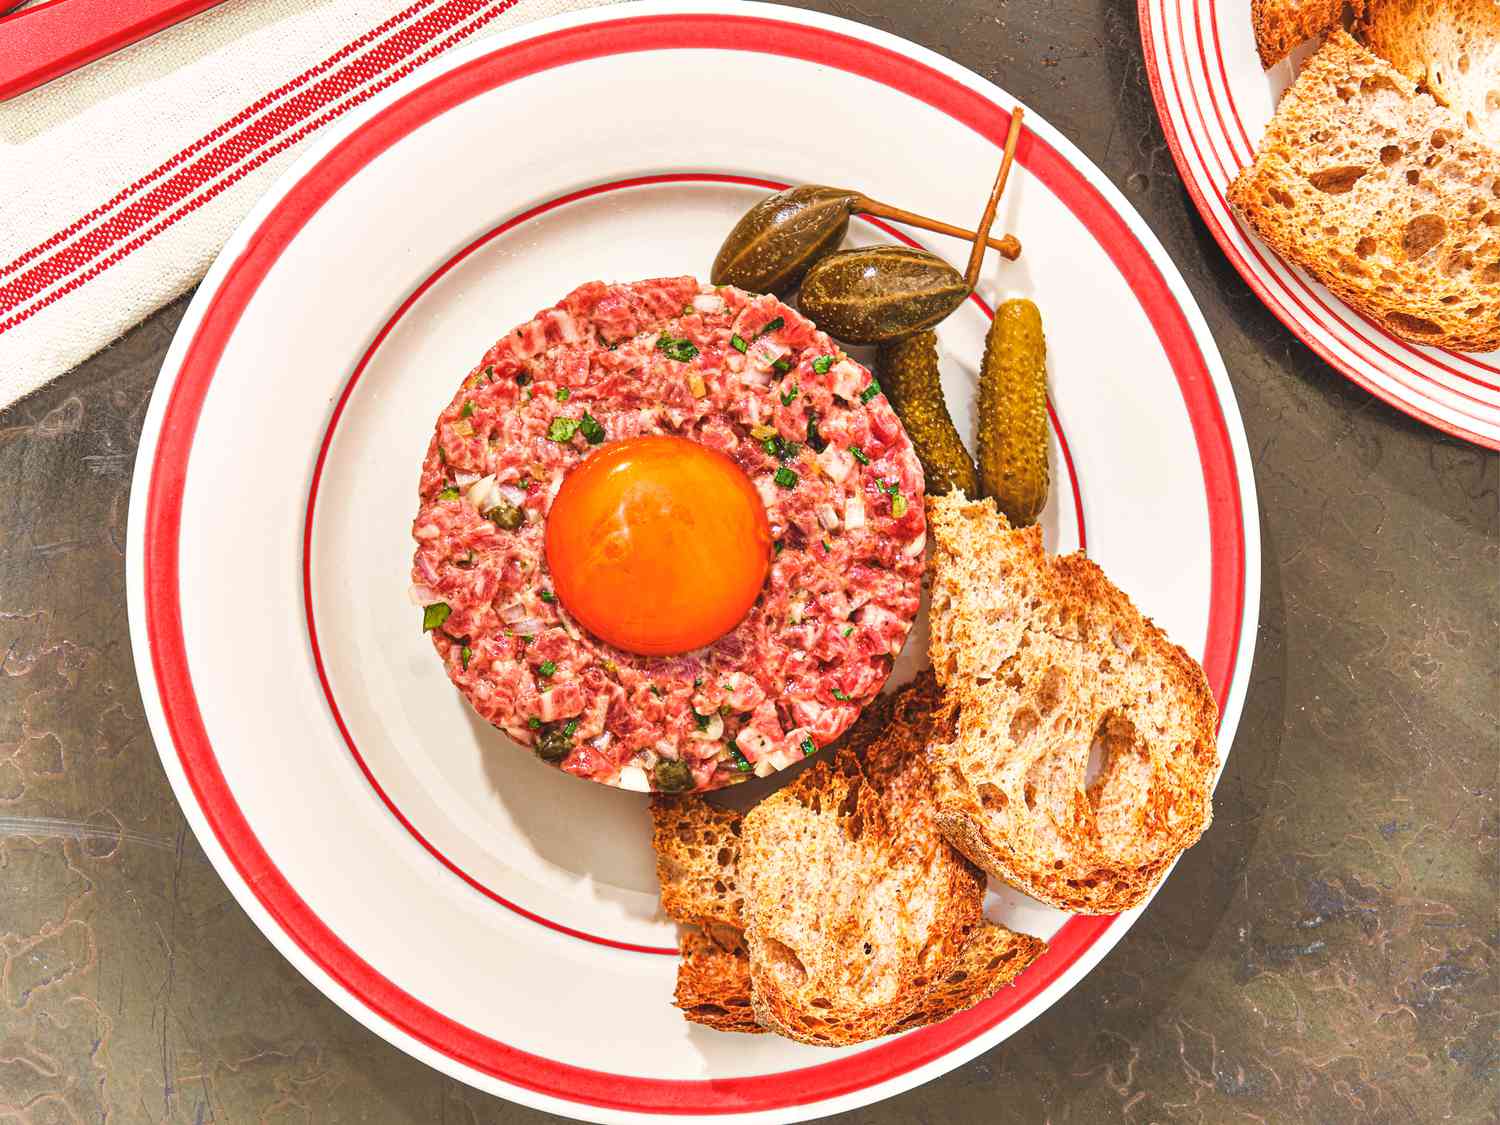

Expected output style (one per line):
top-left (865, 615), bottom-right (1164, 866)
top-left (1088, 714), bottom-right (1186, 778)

top-left (652, 492), bottom-right (1221, 1043)
top-left (1234, 1), bottom-right (1500, 352)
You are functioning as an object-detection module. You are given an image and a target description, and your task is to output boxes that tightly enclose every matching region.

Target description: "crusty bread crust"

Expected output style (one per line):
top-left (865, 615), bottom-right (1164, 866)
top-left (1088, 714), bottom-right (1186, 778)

top-left (1252, 0), bottom-right (1355, 67)
top-left (891, 923), bottom-right (1047, 1033)
top-left (651, 796), bottom-right (746, 934)
top-left (741, 673), bottom-right (987, 1046)
top-left (1228, 30), bottom-right (1500, 352)
top-left (1360, 0), bottom-right (1500, 146)
top-left (674, 929), bottom-right (765, 1034)
top-left (927, 493), bottom-right (1219, 915)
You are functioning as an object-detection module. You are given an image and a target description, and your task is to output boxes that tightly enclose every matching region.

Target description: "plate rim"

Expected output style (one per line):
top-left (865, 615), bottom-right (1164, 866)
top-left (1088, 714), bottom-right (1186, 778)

top-left (1136, 0), bottom-right (1500, 450)
top-left (126, 3), bottom-right (1263, 1122)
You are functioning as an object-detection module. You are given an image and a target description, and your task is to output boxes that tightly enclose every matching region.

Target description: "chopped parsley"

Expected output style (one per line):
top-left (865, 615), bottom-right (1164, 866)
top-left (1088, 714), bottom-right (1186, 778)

top-left (436, 486), bottom-right (460, 501)
top-left (822, 539), bottom-right (832, 554)
top-left (460, 401), bottom-right (475, 418)
top-left (727, 741), bottom-right (752, 772)
top-left (850, 445), bottom-right (870, 466)
top-left (528, 716), bottom-right (542, 729)
top-left (578, 411), bottom-right (606, 444)
top-left (547, 417), bottom-right (580, 442)
top-left (555, 387), bottom-right (570, 402)
top-left (759, 316), bottom-right (784, 336)
top-left (772, 357), bottom-right (793, 374)
top-left (422, 603), bottom-right (451, 632)
top-left (483, 365), bottom-right (495, 382)
top-left (730, 334), bottom-right (749, 354)
top-left (657, 334), bottom-right (700, 362)
top-left (806, 413), bottom-right (826, 452)
top-left (892, 493), bottom-right (908, 518)
top-left (650, 684), bottom-right (663, 698)
top-left (780, 384), bottom-right (799, 407)
top-left (460, 646), bottom-right (473, 670)
top-left (562, 717), bottom-right (580, 737)
top-left (773, 466), bottom-right (798, 489)
top-left (801, 736), bottom-right (817, 756)
top-left (762, 434), bottom-right (799, 461)
top-left (773, 540), bottom-right (784, 555)
top-left (693, 711), bottom-right (711, 730)
top-left (842, 625), bottom-right (854, 637)
top-left (812, 355), bottom-right (834, 375)
top-left (537, 660), bottom-right (557, 678)
top-left (859, 379), bottom-right (882, 403)
top-left (832, 687), bottom-right (850, 702)
top-left (539, 589), bottom-right (557, 604)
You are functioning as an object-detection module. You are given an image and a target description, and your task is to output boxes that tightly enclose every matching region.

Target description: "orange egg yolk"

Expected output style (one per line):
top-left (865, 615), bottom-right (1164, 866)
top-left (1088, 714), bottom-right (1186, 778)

top-left (545, 435), bottom-right (774, 656)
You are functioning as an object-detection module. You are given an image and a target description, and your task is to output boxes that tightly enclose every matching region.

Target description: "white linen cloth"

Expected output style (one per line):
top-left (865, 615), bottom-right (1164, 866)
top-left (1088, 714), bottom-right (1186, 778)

top-left (0, 0), bottom-right (618, 409)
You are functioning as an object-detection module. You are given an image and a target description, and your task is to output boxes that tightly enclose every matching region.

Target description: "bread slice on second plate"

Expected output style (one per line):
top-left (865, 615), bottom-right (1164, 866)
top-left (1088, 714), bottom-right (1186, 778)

top-left (740, 673), bottom-right (988, 1045)
top-left (1228, 29), bottom-right (1500, 352)
top-left (926, 493), bottom-right (1220, 915)
top-left (1360, 0), bottom-right (1500, 146)
top-left (1252, 0), bottom-right (1357, 67)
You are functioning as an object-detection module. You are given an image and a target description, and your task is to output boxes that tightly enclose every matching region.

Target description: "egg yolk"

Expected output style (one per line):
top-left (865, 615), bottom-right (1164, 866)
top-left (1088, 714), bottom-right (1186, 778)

top-left (545, 435), bottom-right (774, 656)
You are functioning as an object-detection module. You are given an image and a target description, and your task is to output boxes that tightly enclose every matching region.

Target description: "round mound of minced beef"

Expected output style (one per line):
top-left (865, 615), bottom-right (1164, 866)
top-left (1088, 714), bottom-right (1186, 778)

top-left (410, 277), bottom-right (925, 793)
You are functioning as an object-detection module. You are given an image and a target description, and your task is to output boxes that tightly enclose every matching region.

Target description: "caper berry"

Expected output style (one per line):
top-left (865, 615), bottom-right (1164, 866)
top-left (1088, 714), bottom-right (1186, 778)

top-left (652, 758), bottom-right (695, 793)
top-left (798, 246), bottom-right (969, 344)
top-left (712, 185), bottom-right (858, 294)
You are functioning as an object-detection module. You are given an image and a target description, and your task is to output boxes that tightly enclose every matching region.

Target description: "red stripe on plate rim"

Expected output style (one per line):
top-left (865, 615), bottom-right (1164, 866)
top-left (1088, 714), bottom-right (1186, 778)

top-left (144, 12), bottom-right (1248, 1114)
top-left (300, 173), bottom-right (1092, 961)
top-left (1138, 0), bottom-right (1500, 448)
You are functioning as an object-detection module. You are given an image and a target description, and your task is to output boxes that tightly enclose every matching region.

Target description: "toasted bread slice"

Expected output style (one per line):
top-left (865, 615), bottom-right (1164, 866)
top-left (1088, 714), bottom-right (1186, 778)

top-left (1252, 0), bottom-right (1357, 66)
top-left (740, 673), bottom-right (988, 1046)
top-left (1228, 30), bottom-right (1500, 351)
top-left (926, 493), bottom-right (1219, 915)
top-left (1360, 0), bottom-right (1500, 145)
top-left (891, 922), bottom-right (1048, 1033)
top-left (651, 796), bottom-right (746, 937)
top-left (674, 929), bottom-right (765, 1034)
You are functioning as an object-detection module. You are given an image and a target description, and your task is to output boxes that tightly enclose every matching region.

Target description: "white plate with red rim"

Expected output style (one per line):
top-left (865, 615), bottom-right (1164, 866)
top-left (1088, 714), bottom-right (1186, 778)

top-left (1139, 0), bottom-right (1500, 449)
top-left (127, 3), bottom-right (1260, 1121)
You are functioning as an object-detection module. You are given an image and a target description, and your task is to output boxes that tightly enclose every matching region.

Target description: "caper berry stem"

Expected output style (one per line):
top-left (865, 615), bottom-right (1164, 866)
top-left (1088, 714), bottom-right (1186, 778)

top-left (852, 197), bottom-right (1021, 261)
top-left (964, 107), bottom-right (1026, 291)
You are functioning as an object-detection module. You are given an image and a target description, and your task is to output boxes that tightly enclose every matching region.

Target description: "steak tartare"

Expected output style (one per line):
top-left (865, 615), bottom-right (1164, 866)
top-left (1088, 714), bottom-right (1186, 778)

top-left (411, 277), bottom-right (925, 792)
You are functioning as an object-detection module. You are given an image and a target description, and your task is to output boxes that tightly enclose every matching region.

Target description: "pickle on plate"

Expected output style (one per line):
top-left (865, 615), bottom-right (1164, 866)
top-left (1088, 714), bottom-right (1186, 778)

top-left (798, 246), bottom-right (968, 344)
top-left (977, 298), bottom-right (1049, 526)
top-left (876, 331), bottom-right (979, 498)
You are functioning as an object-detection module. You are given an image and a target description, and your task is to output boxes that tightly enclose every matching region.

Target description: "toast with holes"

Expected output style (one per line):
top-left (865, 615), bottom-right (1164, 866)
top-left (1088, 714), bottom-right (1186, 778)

top-left (651, 795), bottom-right (746, 946)
top-left (1360, 0), bottom-right (1500, 146)
top-left (890, 923), bottom-right (1048, 1033)
top-left (926, 493), bottom-right (1219, 915)
top-left (739, 673), bottom-right (989, 1045)
top-left (1252, 0), bottom-right (1360, 67)
top-left (674, 929), bottom-right (765, 1033)
top-left (1228, 30), bottom-right (1500, 351)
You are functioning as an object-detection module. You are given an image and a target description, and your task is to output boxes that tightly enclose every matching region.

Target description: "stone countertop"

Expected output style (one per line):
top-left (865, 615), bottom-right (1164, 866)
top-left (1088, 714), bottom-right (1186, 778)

top-left (0, 1), bottom-right (1495, 1121)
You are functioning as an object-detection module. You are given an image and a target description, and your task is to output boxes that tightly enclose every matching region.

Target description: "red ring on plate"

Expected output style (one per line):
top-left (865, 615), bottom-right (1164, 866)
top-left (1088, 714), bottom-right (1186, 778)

top-left (300, 172), bottom-right (1092, 961)
top-left (1138, 0), bottom-right (1500, 448)
top-left (144, 13), bottom-right (1248, 1114)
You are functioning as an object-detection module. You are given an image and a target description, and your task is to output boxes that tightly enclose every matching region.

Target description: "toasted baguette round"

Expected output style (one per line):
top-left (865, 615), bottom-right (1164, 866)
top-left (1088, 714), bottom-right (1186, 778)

top-left (674, 928), bottom-right (765, 1034)
top-left (741, 674), bottom-right (987, 1046)
top-left (1252, 0), bottom-right (1356, 67)
top-left (890, 922), bottom-right (1048, 1033)
top-left (1228, 30), bottom-right (1500, 352)
top-left (927, 493), bottom-right (1220, 915)
top-left (1360, 0), bottom-right (1500, 147)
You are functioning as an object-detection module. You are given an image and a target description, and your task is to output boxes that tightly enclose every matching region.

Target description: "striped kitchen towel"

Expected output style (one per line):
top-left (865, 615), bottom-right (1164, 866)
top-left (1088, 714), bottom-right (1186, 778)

top-left (0, 0), bottom-right (617, 410)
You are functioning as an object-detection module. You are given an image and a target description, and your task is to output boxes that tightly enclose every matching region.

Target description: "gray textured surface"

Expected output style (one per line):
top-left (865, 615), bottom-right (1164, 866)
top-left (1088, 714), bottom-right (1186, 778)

top-left (1, 0), bottom-right (1497, 1121)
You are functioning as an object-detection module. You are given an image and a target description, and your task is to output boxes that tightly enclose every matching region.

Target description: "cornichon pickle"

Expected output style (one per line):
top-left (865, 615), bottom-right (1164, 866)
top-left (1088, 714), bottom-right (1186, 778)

top-left (712, 185), bottom-right (857, 294)
top-left (977, 299), bottom-right (1049, 526)
top-left (876, 331), bottom-right (979, 498)
top-left (798, 246), bottom-right (968, 345)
